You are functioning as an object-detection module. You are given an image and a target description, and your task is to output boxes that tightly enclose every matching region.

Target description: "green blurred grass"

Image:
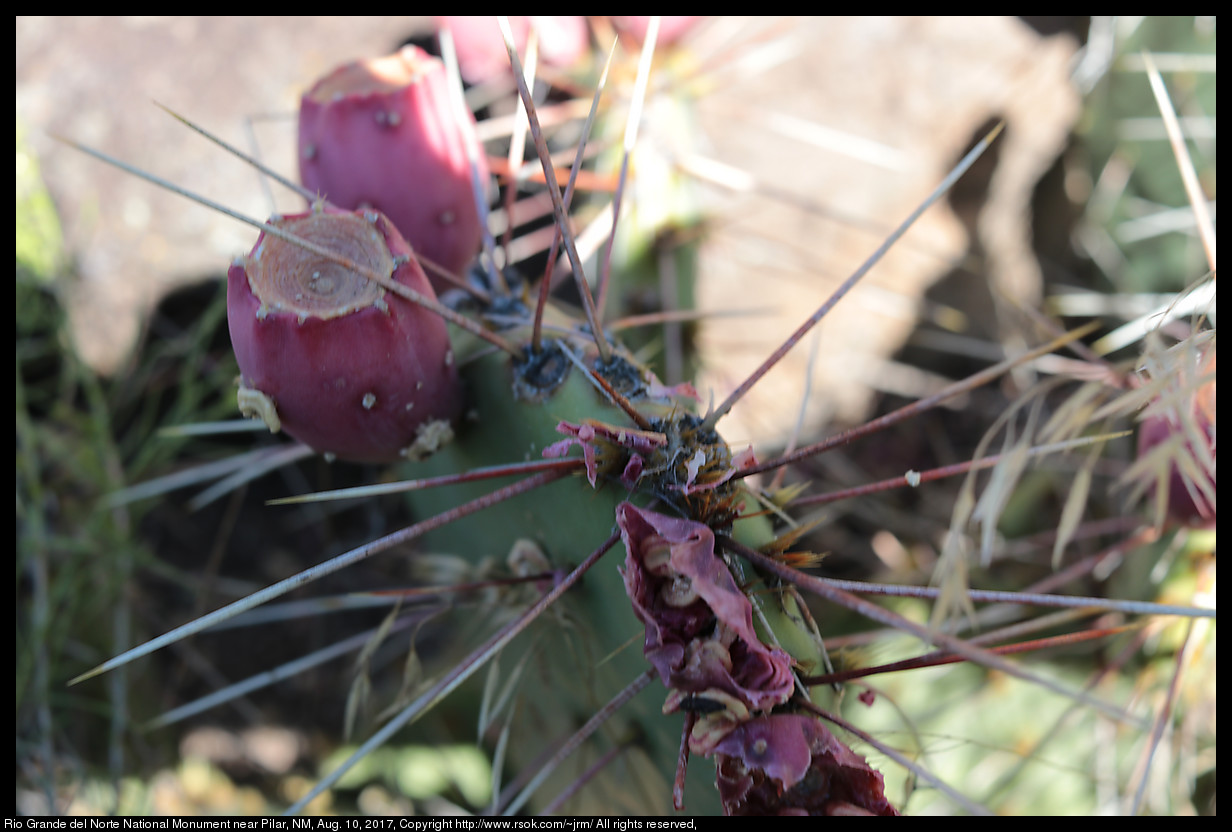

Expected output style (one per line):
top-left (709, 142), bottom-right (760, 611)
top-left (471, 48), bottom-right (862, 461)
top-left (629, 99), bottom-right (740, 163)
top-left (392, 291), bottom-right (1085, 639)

top-left (17, 117), bottom-right (244, 813)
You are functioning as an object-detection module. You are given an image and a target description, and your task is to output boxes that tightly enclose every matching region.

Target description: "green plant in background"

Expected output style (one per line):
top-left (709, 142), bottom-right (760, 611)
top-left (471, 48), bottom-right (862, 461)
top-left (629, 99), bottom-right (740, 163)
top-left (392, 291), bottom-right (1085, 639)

top-left (18, 16), bottom-right (1213, 816)
top-left (18, 118), bottom-right (243, 812)
top-left (1071, 16), bottom-right (1216, 296)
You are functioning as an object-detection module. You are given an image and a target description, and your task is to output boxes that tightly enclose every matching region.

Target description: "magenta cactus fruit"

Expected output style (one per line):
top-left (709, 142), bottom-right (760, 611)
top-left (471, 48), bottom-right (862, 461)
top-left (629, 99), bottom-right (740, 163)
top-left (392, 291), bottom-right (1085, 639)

top-left (226, 205), bottom-right (462, 464)
top-left (610, 16), bottom-right (704, 48)
top-left (298, 45), bottom-right (487, 287)
top-left (436, 16), bottom-right (589, 84)
top-left (1135, 346), bottom-right (1216, 527)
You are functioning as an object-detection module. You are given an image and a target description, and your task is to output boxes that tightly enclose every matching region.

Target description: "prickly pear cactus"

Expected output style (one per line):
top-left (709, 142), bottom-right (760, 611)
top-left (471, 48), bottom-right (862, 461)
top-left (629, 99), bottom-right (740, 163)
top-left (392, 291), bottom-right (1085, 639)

top-left (42, 15), bottom-right (1215, 818)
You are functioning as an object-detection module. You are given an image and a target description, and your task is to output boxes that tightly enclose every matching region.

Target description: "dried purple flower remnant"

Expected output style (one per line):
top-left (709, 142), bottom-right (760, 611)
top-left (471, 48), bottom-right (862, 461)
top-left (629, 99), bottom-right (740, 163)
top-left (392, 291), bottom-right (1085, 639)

top-left (616, 504), bottom-right (794, 723)
top-left (543, 420), bottom-right (667, 488)
top-left (617, 504), bottom-right (897, 815)
top-left (679, 445), bottom-right (757, 495)
top-left (714, 714), bottom-right (899, 816)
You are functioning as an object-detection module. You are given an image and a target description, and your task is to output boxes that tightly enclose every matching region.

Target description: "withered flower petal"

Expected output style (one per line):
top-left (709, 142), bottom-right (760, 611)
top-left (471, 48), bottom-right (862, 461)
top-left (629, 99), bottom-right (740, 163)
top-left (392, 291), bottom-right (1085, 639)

top-left (714, 715), bottom-right (899, 816)
top-left (617, 504), bottom-right (794, 712)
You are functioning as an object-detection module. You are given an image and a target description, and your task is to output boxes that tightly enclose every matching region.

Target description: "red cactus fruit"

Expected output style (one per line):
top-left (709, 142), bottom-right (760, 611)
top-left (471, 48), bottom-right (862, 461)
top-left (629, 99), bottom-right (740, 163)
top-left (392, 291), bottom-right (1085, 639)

top-left (1135, 345), bottom-right (1216, 528)
top-left (609, 16), bottom-right (704, 48)
top-left (436, 16), bottom-right (589, 84)
top-left (298, 45), bottom-right (487, 287)
top-left (227, 205), bottom-right (462, 464)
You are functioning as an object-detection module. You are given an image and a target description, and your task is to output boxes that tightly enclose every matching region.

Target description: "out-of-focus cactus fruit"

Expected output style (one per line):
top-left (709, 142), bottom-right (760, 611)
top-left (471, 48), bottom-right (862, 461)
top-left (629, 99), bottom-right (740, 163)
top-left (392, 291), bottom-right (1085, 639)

top-left (609, 16), bottom-right (703, 47)
top-left (436, 16), bottom-right (589, 85)
top-left (1135, 344), bottom-right (1216, 528)
top-left (227, 205), bottom-right (462, 464)
top-left (298, 46), bottom-right (487, 288)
